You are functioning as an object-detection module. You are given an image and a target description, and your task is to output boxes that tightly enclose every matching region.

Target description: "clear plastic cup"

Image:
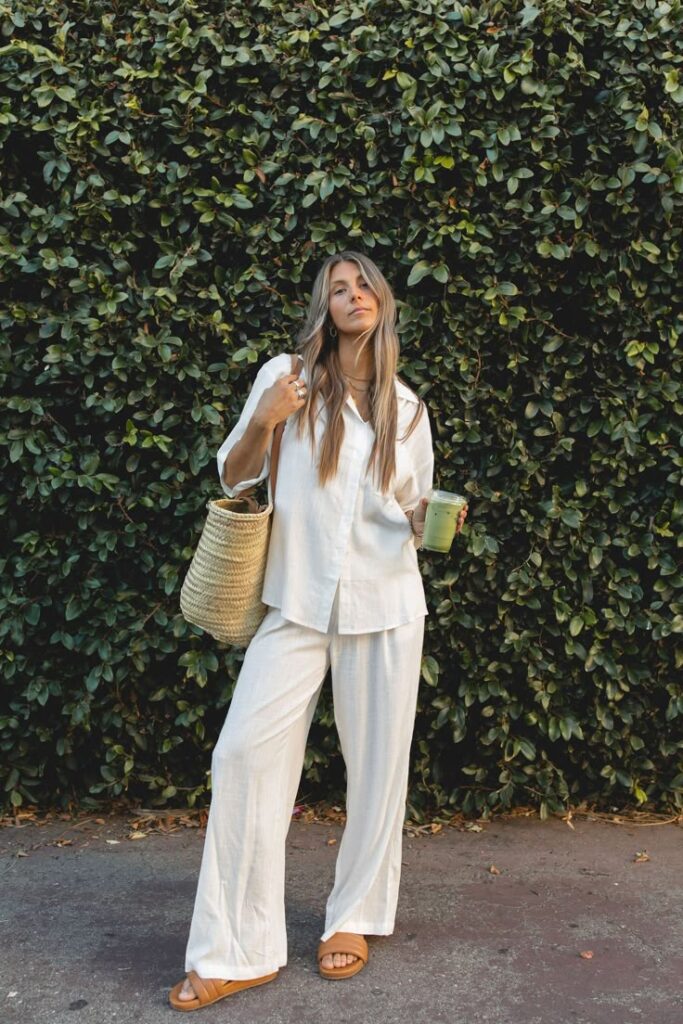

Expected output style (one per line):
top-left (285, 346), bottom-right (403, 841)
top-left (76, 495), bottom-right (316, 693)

top-left (422, 489), bottom-right (468, 553)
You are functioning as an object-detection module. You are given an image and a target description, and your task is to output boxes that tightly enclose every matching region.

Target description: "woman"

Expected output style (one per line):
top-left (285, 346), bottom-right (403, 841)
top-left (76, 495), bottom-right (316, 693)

top-left (169, 251), bottom-right (468, 1011)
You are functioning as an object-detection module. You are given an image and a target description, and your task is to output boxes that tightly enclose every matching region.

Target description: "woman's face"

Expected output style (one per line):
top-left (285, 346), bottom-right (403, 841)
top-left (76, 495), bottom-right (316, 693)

top-left (327, 260), bottom-right (379, 337)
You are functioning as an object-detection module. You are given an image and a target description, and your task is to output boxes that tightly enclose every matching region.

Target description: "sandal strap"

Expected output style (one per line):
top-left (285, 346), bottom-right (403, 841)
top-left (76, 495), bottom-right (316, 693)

top-left (318, 932), bottom-right (368, 964)
top-left (187, 971), bottom-right (222, 1004)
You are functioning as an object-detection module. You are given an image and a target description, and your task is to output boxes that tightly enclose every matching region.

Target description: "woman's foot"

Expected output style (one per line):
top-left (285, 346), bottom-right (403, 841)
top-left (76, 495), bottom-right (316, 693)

top-left (178, 977), bottom-right (201, 1001)
top-left (169, 969), bottom-right (279, 1011)
top-left (317, 932), bottom-right (368, 979)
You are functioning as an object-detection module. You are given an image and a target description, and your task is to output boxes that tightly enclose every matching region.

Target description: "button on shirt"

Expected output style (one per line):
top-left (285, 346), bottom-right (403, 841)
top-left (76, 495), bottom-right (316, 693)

top-left (216, 352), bottom-right (434, 634)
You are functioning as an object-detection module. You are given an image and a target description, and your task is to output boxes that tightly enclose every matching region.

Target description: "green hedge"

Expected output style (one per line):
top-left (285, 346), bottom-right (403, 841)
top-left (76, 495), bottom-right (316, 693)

top-left (1, 0), bottom-right (681, 819)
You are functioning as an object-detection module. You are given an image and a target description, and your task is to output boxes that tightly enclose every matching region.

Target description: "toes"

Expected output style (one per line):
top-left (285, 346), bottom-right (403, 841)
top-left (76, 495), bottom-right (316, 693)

top-left (326, 952), bottom-right (357, 967)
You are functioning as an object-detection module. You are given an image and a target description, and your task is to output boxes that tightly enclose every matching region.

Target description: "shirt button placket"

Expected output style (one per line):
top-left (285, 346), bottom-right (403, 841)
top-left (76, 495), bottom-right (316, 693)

top-left (327, 420), bottom-right (366, 632)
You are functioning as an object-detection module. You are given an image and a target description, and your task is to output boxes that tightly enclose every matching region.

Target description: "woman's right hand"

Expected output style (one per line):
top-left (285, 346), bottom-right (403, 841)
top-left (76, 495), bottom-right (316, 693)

top-left (254, 373), bottom-right (308, 429)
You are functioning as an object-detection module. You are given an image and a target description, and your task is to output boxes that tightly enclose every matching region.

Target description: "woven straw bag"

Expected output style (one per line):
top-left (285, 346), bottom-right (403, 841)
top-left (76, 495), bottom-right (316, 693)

top-left (179, 353), bottom-right (303, 646)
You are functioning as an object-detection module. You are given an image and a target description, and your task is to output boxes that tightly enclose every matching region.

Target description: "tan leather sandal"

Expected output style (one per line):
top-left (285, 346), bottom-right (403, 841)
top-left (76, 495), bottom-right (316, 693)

top-left (168, 969), bottom-right (278, 1011)
top-left (317, 932), bottom-right (368, 979)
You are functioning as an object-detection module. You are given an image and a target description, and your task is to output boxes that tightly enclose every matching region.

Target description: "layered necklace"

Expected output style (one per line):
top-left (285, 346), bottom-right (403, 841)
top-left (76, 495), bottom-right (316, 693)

top-left (343, 370), bottom-right (374, 392)
top-left (342, 370), bottom-right (374, 423)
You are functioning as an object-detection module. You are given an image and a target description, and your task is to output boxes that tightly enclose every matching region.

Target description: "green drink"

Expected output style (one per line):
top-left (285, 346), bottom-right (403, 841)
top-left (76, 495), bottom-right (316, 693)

top-left (422, 489), bottom-right (467, 553)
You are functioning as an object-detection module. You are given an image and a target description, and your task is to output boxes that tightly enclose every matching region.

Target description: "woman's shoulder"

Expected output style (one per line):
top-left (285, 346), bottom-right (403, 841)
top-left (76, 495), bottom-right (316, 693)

top-left (394, 375), bottom-right (421, 405)
top-left (395, 375), bottom-right (431, 441)
top-left (259, 352), bottom-right (301, 377)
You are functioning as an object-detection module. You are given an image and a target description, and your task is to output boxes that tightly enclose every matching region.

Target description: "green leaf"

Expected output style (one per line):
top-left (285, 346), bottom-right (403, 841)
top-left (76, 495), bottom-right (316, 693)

top-left (569, 616), bottom-right (584, 637)
top-left (407, 261), bottom-right (431, 287)
top-left (560, 509), bottom-right (582, 529)
top-left (421, 655), bottom-right (440, 686)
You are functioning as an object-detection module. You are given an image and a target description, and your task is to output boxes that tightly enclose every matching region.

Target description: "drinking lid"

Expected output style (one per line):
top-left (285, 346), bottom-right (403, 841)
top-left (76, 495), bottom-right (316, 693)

top-left (430, 489), bottom-right (467, 505)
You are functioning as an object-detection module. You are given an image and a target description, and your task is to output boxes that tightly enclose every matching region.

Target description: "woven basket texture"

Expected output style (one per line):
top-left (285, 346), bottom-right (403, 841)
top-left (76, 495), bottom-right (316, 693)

top-left (180, 496), bottom-right (273, 646)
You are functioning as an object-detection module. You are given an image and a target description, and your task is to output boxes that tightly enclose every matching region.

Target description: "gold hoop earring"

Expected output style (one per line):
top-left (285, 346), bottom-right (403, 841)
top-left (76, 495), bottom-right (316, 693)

top-left (328, 322), bottom-right (338, 339)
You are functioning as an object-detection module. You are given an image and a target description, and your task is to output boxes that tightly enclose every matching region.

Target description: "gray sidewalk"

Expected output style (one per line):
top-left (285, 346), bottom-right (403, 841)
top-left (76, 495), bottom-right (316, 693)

top-left (1, 811), bottom-right (681, 1024)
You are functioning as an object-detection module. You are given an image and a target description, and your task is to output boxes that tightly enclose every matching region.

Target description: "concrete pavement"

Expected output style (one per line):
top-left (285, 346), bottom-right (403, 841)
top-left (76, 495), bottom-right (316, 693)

top-left (1, 809), bottom-right (681, 1024)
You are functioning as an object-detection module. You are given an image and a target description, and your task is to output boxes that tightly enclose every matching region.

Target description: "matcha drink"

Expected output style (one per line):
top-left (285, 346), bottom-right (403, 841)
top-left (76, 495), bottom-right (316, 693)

top-left (422, 490), bottom-right (467, 553)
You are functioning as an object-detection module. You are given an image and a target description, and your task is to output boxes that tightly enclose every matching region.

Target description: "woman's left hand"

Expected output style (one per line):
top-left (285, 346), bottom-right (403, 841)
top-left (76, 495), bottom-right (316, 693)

top-left (412, 496), bottom-right (468, 535)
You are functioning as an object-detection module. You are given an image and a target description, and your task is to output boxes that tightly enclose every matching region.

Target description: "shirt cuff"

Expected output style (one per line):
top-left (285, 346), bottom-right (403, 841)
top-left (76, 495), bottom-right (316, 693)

top-left (217, 449), bottom-right (269, 498)
top-left (220, 475), bottom-right (261, 499)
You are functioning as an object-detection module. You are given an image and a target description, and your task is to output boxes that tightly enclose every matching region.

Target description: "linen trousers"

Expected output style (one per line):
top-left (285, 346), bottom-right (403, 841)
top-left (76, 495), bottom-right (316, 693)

top-left (184, 581), bottom-right (426, 980)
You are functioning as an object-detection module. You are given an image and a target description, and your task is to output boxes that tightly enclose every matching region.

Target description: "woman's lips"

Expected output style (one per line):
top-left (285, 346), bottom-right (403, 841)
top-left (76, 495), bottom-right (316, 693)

top-left (350, 308), bottom-right (370, 315)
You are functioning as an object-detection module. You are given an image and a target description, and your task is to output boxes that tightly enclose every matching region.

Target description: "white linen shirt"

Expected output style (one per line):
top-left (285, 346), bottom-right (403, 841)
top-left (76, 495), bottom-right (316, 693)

top-left (216, 352), bottom-right (434, 634)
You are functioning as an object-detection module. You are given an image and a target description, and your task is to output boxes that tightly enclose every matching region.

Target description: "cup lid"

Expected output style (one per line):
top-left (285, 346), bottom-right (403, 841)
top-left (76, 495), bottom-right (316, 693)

top-left (430, 489), bottom-right (467, 504)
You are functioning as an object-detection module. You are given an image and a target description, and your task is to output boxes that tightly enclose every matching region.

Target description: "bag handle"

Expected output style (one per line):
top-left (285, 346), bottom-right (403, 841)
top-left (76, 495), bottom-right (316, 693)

top-left (269, 352), bottom-right (304, 505)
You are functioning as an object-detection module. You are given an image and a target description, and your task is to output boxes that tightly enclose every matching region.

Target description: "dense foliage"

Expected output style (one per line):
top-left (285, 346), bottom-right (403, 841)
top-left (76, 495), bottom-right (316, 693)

top-left (1, 0), bottom-right (681, 818)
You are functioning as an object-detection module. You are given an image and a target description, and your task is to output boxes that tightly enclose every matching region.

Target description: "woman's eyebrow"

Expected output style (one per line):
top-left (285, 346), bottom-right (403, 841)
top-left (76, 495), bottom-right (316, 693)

top-left (330, 275), bottom-right (365, 286)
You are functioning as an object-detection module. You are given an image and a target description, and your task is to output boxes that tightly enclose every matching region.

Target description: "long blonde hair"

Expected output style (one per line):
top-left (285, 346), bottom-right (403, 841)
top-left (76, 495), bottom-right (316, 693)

top-left (291, 250), bottom-right (426, 494)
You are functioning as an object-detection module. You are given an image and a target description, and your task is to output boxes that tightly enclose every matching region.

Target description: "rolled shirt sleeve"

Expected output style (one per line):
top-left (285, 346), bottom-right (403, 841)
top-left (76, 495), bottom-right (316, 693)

top-left (216, 360), bottom-right (281, 498)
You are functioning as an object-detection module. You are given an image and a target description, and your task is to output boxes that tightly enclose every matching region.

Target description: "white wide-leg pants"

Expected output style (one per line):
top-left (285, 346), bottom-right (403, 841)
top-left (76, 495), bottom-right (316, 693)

top-left (184, 582), bottom-right (426, 980)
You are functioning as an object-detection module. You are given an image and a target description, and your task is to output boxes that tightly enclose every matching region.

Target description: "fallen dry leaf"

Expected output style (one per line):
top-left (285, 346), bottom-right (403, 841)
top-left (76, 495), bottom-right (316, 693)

top-left (127, 831), bottom-right (147, 840)
top-left (404, 821), bottom-right (448, 837)
top-left (634, 850), bottom-right (650, 862)
top-left (105, 839), bottom-right (120, 845)
top-left (489, 864), bottom-right (501, 875)
top-left (326, 838), bottom-right (337, 846)
top-left (579, 950), bottom-right (594, 959)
